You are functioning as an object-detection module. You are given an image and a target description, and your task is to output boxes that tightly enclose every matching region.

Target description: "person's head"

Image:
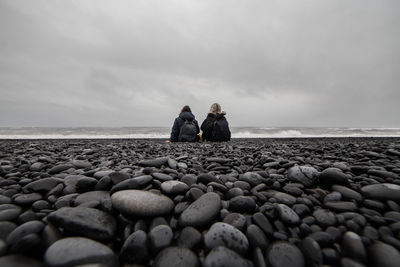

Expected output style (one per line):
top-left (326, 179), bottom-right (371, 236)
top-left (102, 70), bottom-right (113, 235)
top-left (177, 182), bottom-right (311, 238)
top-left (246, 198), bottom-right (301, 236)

top-left (209, 103), bottom-right (221, 114)
top-left (180, 105), bottom-right (192, 114)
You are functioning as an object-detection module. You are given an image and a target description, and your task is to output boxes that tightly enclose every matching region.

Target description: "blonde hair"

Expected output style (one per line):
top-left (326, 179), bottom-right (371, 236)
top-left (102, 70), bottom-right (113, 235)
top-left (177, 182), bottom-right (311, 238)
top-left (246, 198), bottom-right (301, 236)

top-left (209, 103), bottom-right (221, 114)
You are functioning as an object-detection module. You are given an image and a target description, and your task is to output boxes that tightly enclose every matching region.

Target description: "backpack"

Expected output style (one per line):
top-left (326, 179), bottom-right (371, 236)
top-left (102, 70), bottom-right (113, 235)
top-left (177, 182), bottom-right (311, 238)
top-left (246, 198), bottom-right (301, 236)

top-left (178, 120), bottom-right (197, 142)
top-left (211, 118), bottom-right (231, 141)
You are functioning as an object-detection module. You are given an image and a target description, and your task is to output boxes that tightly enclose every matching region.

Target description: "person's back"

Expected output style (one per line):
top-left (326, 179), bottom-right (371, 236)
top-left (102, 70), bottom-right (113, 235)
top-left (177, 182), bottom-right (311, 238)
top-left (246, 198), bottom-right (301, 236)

top-left (170, 106), bottom-right (200, 142)
top-left (211, 113), bottom-right (231, 141)
top-left (201, 103), bottom-right (231, 142)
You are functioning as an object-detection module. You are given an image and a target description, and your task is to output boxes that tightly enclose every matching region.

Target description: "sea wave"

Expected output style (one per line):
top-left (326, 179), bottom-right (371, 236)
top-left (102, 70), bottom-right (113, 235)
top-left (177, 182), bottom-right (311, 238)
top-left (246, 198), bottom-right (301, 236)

top-left (0, 127), bottom-right (399, 139)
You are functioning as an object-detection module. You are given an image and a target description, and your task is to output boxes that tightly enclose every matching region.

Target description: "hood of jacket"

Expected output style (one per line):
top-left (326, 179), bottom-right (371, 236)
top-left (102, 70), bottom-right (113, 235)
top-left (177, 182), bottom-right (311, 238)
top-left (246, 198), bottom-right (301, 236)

top-left (208, 112), bottom-right (226, 120)
top-left (179, 111), bottom-right (195, 121)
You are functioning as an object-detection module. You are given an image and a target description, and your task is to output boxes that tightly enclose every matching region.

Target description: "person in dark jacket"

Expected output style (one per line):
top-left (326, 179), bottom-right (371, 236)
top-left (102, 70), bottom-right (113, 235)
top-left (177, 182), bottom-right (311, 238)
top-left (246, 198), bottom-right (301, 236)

top-left (201, 103), bottom-right (231, 141)
top-left (169, 105), bottom-right (200, 142)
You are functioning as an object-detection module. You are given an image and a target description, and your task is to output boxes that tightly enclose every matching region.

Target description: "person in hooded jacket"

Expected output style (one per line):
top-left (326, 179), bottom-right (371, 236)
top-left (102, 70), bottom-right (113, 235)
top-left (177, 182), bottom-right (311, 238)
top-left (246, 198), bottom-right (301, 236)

top-left (201, 103), bottom-right (231, 141)
top-left (169, 105), bottom-right (200, 142)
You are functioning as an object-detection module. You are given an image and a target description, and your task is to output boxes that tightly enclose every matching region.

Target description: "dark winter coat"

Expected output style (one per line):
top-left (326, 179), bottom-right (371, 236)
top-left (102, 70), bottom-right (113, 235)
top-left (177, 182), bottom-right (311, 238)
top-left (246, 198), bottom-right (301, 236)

top-left (201, 113), bottom-right (231, 141)
top-left (170, 111), bottom-right (200, 142)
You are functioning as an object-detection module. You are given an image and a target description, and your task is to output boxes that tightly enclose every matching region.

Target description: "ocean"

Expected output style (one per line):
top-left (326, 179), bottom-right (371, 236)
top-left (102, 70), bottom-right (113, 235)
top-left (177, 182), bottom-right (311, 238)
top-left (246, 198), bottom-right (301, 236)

top-left (0, 127), bottom-right (400, 139)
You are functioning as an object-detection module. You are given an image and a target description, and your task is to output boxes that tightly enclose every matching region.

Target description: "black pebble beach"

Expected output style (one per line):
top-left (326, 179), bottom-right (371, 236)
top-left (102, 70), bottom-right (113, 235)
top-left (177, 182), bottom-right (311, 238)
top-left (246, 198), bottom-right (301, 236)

top-left (1, 137), bottom-right (400, 267)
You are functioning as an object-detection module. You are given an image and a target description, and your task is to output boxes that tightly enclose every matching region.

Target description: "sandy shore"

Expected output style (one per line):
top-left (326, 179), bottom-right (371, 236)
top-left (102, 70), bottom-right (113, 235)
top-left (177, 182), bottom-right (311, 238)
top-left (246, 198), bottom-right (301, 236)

top-left (0, 137), bottom-right (400, 266)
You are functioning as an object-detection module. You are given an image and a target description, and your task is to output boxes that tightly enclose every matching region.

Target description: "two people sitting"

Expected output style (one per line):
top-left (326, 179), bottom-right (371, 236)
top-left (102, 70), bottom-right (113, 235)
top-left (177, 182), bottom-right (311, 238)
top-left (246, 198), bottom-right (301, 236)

top-left (169, 103), bottom-right (231, 142)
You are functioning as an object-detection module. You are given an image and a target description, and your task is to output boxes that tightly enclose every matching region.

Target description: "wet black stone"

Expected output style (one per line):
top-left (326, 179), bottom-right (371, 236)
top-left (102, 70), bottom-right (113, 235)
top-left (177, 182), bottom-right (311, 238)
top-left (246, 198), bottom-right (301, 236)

top-left (276, 204), bottom-right (300, 225)
top-left (139, 157), bottom-right (168, 167)
top-left (6, 220), bottom-right (45, 252)
top-left (44, 237), bottom-right (118, 267)
top-left (41, 224), bottom-right (62, 248)
top-left (119, 230), bottom-right (149, 265)
top-left (266, 241), bottom-right (305, 267)
top-left (319, 167), bottom-right (349, 186)
top-left (246, 224), bottom-right (269, 250)
top-left (308, 231), bottom-right (334, 247)
top-left (223, 213), bottom-right (247, 231)
top-left (109, 171), bottom-right (130, 184)
top-left (0, 221), bottom-right (17, 240)
top-left (0, 206), bottom-right (21, 221)
top-left (229, 196), bottom-right (256, 213)
top-left (179, 192), bottom-right (221, 228)
top-left (324, 191), bottom-right (342, 202)
top-left (340, 257), bottom-right (366, 267)
top-left (205, 222), bottom-right (249, 255)
top-left (252, 212), bottom-right (274, 236)
top-left (0, 195), bottom-right (11, 205)
top-left (288, 166), bottom-right (319, 187)
top-left (322, 247), bottom-right (339, 264)
top-left (324, 201), bottom-right (358, 212)
top-left (23, 178), bottom-right (63, 193)
top-left (177, 226), bottom-right (202, 249)
top-left (369, 241), bottom-right (400, 267)
top-left (0, 254), bottom-right (43, 267)
top-left (13, 193), bottom-right (42, 206)
top-left (154, 246), bottom-right (199, 267)
top-left (204, 246), bottom-right (253, 267)
top-left (342, 231), bottom-right (367, 262)
top-left (313, 209), bottom-right (337, 227)
top-left (149, 224), bottom-right (173, 253)
top-left (293, 204), bottom-right (311, 218)
top-left (361, 183), bottom-right (400, 202)
top-left (300, 237), bottom-right (323, 266)
top-left (48, 164), bottom-right (72, 174)
top-left (332, 185), bottom-right (362, 202)
top-left (197, 174), bottom-right (220, 185)
top-left (47, 207), bottom-right (116, 240)
top-left (240, 172), bottom-right (264, 186)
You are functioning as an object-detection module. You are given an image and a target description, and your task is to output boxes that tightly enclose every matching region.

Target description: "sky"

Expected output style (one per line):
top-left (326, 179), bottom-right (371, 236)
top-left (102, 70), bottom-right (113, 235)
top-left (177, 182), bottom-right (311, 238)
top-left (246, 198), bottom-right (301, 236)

top-left (0, 0), bottom-right (399, 127)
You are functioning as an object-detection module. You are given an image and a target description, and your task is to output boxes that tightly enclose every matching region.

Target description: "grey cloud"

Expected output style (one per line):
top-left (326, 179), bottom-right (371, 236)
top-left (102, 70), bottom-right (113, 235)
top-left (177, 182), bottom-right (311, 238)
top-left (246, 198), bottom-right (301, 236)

top-left (0, 0), bottom-right (399, 127)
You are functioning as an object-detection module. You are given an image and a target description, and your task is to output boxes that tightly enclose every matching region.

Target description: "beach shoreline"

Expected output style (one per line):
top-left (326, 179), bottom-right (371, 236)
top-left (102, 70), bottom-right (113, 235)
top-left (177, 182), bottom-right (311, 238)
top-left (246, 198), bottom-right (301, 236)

top-left (0, 137), bottom-right (400, 266)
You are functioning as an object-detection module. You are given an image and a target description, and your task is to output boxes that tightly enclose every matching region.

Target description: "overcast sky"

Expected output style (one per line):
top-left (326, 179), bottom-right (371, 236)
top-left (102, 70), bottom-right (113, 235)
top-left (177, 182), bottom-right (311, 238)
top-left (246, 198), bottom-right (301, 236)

top-left (0, 0), bottom-right (399, 127)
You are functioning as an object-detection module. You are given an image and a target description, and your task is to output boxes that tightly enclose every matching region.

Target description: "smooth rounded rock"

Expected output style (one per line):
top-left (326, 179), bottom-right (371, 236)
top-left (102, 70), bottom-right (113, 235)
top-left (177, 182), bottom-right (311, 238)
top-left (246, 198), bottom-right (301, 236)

top-left (161, 180), bottom-right (189, 195)
top-left (139, 157), bottom-right (168, 168)
top-left (276, 204), bottom-right (300, 225)
top-left (319, 167), bottom-right (349, 185)
top-left (177, 227), bottom-right (202, 249)
top-left (47, 207), bottom-right (116, 240)
top-left (288, 166), bottom-right (319, 187)
top-left (0, 221), bottom-right (17, 240)
top-left (119, 230), bottom-right (149, 265)
top-left (300, 237), bottom-right (323, 266)
top-left (149, 224), bottom-right (173, 252)
top-left (332, 185), bottom-right (362, 202)
top-left (205, 222), bottom-right (249, 255)
top-left (313, 209), bottom-right (337, 227)
top-left (179, 192), bottom-right (221, 228)
top-left (6, 220), bottom-right (45, 249)
top-left (153, 246), bottom-right (199, 267)
top-left (267, 241), bottom-right (305, 267)
top-left (74, 191), bottom-right (111, 206)
top-left (111, 190), bottom-right (174, 217)
top-left (342, 231), bottom-right (367, 262)
top-left (13, 193), bottom-right (42, 206)
top-left (229, 196), bottom-right (256, 213)
top-left (368, 241), bottom-right (400, 267)
top-left (48, 164), bottom-right (72, 174)
top-left (0, 254), bottom-right (43, 267)
top-left (223, 213), bottom-right (247, 231)
top-left (23, 178), bottom-right (63, 193)
top-left (204, 246), bottom-right (253, 267)
top-left (361, 184), bottom-right (400, 202)
top-left (324, 201), bottom-right (358, 212)
top-left (44, 237), bottom-right (118, 267)
top-left (240, 172), bottom-right (263, 186)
